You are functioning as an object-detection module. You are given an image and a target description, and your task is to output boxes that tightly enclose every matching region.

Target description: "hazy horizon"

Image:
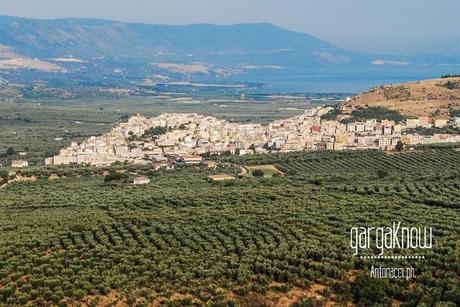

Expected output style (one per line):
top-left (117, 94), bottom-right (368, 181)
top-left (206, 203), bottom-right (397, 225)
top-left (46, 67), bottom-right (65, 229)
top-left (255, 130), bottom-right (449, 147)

top-left (0, 0), bottom-right (459, 56)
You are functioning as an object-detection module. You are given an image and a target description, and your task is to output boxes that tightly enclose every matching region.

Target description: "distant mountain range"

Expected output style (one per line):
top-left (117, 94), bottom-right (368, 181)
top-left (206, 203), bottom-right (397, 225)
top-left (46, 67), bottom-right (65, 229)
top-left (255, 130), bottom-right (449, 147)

top-left (0, 15), bottom-right (459, 92)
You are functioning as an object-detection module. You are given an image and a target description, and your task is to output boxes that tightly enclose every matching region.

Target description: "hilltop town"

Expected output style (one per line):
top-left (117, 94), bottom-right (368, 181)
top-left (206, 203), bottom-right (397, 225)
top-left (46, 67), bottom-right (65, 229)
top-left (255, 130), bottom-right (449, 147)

top-left (43, 106), bottom-right (460, 167)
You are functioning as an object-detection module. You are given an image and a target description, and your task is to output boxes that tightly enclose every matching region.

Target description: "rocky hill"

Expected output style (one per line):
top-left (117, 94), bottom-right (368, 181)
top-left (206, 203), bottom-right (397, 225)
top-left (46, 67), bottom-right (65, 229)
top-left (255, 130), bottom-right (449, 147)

top-left (342, 77), bottom-right (460, 119)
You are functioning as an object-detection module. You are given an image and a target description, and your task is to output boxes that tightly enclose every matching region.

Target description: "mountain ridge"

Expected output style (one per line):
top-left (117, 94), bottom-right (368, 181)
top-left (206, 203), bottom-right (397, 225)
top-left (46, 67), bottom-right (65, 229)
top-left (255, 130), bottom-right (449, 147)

top-left (0, 16), bottom-right (343, 59)
top-left (0, 15), bottom-right (459, 92)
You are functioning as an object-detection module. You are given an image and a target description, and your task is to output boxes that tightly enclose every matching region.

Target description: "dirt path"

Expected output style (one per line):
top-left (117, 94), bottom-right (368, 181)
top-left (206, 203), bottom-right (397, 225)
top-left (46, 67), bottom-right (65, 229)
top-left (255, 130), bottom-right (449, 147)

top-left (0, 175), bottom-right (37, 189)
top-left (220, 162), bottom-right (247, 176)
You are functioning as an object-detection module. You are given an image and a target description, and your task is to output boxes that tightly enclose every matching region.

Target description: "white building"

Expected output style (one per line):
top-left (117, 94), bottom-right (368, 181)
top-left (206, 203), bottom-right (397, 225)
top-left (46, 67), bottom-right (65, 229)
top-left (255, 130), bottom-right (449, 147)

top-left (133, 176), bottom-right (150, 185)
top-left (11, 160), bottom-right (28, 168)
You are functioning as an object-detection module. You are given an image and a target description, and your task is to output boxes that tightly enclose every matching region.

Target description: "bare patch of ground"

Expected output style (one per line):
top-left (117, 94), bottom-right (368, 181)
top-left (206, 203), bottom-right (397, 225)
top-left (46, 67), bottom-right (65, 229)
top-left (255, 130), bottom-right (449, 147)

top-left (48, 173), bottom-right (63, 180)
top-left (267, 283), bottom-right (326, 307)
top-left (150, 292), bottom-right (201, 306)
top-left (82, 290), bottom-right (127, 307)
top-left (343, 77), bottom-right (460, 119)
top-left (346, 269), bottom-right (360, 283)
top-left (246, 164), bottom-right (284, 177)
top-left (51, 57), bottom-right (84, 63)
top-left (13, 175), bottom-right (37, 182)
top-left (1, 175), bottom-right (37, 188)
top-left (154, 63), bottom-right (210, 75)
top-left (0, 57), bottom-right (65, 72)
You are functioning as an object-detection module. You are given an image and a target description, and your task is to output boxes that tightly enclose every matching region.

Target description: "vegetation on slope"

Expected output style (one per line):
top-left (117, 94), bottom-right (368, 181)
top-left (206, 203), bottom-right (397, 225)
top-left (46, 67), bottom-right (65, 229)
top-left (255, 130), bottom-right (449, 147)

top-left (341, 106), bottom-right (406, 123)
top-left (320, 107), bottom-right (342, 121)
top-left (321, 105), bottom-right (406, 123)
top-left (342, 78), bottom-right (460, 119)
top-left (439, 80), bottom-right (460, 90)
top-left (441, 74), bottom-right (460, 78)
top-left (141, 126), bottom-right (168, 140)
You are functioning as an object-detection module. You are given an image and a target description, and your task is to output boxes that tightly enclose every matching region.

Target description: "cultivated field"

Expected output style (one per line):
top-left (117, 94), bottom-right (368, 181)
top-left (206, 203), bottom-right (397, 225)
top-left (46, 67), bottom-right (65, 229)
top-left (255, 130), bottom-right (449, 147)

top-left (0, 149), bottom-right (459, 306)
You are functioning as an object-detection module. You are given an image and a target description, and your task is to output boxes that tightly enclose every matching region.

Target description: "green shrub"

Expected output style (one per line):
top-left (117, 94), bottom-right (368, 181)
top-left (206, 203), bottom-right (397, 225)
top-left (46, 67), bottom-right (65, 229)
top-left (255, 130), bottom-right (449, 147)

top-left (104, 172), bottom-right (129, 183)
top-left (352, 274), bottom-right (391, 306)
top-left (342, 107), bottom-right (406, 123)
top-left (377, 169), bottom-right (389, 178)
top-left (252, 169), bottom-right (264, 177)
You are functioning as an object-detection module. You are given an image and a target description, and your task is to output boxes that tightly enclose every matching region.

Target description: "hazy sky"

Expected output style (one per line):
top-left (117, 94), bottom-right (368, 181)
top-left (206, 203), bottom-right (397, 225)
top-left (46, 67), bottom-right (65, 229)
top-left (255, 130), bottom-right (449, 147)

top-left (0, 0), bottom-right (459, 55)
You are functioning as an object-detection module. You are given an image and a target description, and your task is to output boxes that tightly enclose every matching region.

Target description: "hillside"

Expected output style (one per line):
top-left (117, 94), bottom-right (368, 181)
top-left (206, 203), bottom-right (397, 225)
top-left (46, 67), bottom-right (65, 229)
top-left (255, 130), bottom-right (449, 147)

top-left (0, 16), bottom-right (355, 66)
top-left (342, 77), bottom-right (460, 119)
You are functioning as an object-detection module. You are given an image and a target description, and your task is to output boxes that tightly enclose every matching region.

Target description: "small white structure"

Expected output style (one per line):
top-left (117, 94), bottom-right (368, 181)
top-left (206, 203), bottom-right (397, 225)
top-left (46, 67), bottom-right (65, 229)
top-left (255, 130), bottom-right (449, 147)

top-left (11, 160), bottom-right (28, 168)
top-left (208, 174), bottom-right (236, 181)
top-left (133, 176), bottom-right (150, 185)
top-left (434, 119), bottom-right (448, 128)
top-left (177, 155), bottom-right (203, 165)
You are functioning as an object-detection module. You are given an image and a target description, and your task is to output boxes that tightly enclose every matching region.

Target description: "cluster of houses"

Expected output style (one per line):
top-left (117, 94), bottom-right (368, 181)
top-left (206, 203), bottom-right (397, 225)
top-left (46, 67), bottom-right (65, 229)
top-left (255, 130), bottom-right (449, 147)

top-left (35, 107), bottom-right (460, 167)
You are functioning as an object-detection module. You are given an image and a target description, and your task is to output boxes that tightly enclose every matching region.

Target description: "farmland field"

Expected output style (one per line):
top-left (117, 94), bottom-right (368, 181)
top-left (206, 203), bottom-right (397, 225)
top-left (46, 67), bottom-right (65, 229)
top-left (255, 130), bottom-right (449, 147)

top-left (0, 148), bottom-right (459, 306)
